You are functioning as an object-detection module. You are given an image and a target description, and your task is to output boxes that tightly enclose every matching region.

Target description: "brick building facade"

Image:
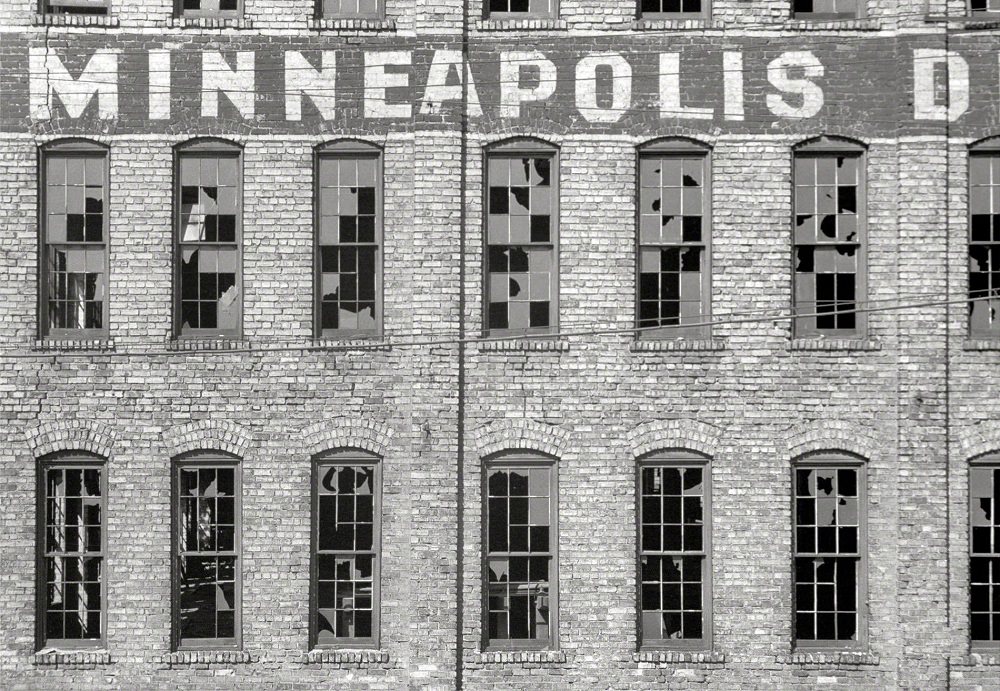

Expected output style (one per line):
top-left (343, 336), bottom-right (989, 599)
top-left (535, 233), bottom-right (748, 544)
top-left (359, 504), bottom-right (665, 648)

top-left (2, 1), bottom-right (1000, 689)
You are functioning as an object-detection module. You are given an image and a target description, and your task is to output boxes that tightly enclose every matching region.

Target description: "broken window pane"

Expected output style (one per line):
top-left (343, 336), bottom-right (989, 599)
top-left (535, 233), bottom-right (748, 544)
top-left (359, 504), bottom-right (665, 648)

top-left (638, 155), bottom-right (707, 338)
top-left (639, 463), bottom-right (707, 643)
top-left (969, 154), bottom-right (1000, 337)
top-left (794, 153), bottom-right (862, 336)
top-left (971, 464), bottom-right (1000, 642)
top-left (794, 463), bottom-right (862, 643)
top-left (176, 464), bottom-right (239, 645)
top-left (180, 0), bottom-right (241, 15)
top-left (487, 154), bottom-right (555, 335)
top-left (318, 154), bottom-right (381, 337)
top-left (42, 463), bottom-right (104, 643)
top-left (44, 153), bottom-right (107, 336)
top-left (486, 461), bottom-right (553, 645)
top-left (314, 461), bottom-right (379, 644)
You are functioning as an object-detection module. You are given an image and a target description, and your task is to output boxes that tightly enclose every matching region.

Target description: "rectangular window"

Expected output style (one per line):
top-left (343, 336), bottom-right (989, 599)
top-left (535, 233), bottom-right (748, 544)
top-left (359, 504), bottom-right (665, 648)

top-left (793, 462), bottom-right (865, 646)
top-left (41, 0), bottom-right (110, 14)
top-left (638, 149), bottom-right (710, 338)
top-left (316, 145), bottom-right (382, 338)
top-left (320, 0), bottom-right (381, 17)
top-left (486, 149), bottom-right (557, 336)
top-left (639, 459), bottom-right (710, 648)
top-left (312, 457), bottom-right (381, 647)
top-left (178, 0), bottom-right (240, 17)
top-left (793, 147), bottom-right (866, 338)
top-left (41, 148), bottom-right (108, 339)
top-left (485, 459), bottom-right (557, 649)
top-left (970, 463), bottom-right (1000, 644)
top-left (969, 154), bottom-right (1000, 338)
top-left (792, 0), bottom-right (859, 19)
top-left (173, 461), bottom-right (240, 649)
top-left (639, 0), bottom-right (704, 19)
top-left (37, 459), bottom-right (105, 648)
top-left (175, 147), bottom-right (241, 338)
top-left (969, 0), bottom-right (1000, 14)
top-left (487, 0), bottom-right (556, 18)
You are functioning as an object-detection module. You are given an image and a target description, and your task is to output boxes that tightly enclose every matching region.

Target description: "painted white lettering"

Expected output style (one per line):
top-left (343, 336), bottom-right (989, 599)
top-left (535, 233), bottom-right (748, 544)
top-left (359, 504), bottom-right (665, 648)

top-left (723, 52), bottom-right (745, 122)
top-left (419, 50), bottom-right (483, 118)
top-left (201, 51), bottom-right (255, 119)
top-left (766, 51), bottom-right (824, 119)
top-left (148, 50), bottom-right (171, 121)
top-left (30, 48), bottom-right (119, 120)
top-left (912, 49), bottom-right (969, 122)
top-left (499, 51), bottom-right (557, 119)
top-left (576, 52), bottom-right (632, 123)
top-left (659, 53), bottom-right (712, 120)
top-left (365, 51), bottom-right (412, 119)
top-left (285, 51), bottom-right (337, 122)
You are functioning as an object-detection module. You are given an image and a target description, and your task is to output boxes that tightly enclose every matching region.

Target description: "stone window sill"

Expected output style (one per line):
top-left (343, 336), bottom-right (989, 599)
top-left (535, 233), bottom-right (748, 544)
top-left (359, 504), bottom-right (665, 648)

top-left (784, 651), bottom-right (880, 665)
top-left (630, 339), bottom-right (726, 353)
top-left (32, 14), bottom-right (119, 28)
top-left (476, 18), bottom-right (568, 31)
top-left (308, 18), bottom-right (396, 31)
top-left (33, 649), bottom-right (112, 667)
top-left (781, 19), bottom-right (881, 31)
top-left (633, 650), bottom-right (726, 664)
top-left (925, 15), bottom-right (1000, 29)
top-left (168, 338), bottom-right (250, 352)
top-left (165, 17), bottom-right (254, 30)
top-left (303, 649), bottom-right (390, 665)
top-left (632, 19), bottom-right (724, 30)
top-left (477, 339), bottom-right (569, 353)
top-left (34, 338), bottom-right (115, 352)
top-left (789, 338), bottom-right (882, 352)
top-left (964, 339), bottom-right (1000, 351)
top-left (952, 652), bottom-right (1000, 666)
top-left (476, 650), bottom-right (567, 664)
top-left (312, 338), bottom-right (391, 352)
top-left (157, 650), bottom-right (254, 667)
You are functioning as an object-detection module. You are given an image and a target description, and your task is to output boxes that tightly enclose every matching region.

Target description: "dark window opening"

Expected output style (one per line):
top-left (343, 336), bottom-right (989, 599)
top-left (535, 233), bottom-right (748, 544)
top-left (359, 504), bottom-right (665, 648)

top-left (969, 154), bottom-right (1000, 338)
top-left (970, 464), bottom-right (1000, 643)
top-left (42, 0), bottom-right (110, 15)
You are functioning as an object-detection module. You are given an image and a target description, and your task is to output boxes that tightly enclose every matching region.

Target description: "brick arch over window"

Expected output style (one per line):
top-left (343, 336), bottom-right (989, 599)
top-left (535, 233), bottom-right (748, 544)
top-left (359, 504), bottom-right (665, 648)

top-left (792, 134), bottom-right (869, 153)
top-left (300, 418), bottom-right (394, 457)
top-left (637, 135), bottom-right (713, 153)
top-left (628, 419), bottom-right (720, 459)
top-left (958, 423), bottom-right (1000, 462)
top-left (161, 420), bottom-right (253, 460)
top-left (25, 419), bottom-right (116, 459)
top-left (783, 420), bottom-right (880, 462)
top-left (472, 419), bottom-right (570, 460)
top-left (483, 135), bottom-right (560, 152)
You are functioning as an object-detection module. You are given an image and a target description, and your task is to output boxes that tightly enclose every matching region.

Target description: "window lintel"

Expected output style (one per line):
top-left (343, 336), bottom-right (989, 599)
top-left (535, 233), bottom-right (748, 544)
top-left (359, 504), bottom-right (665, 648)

top-left (970, 452), bottom-right (1000, 464)
top-left (313, 448), bottom-right (382, 462)
top-left (793, 450), bottom-right (867, 465)
top-left (970, 136), bottom-right (1000, 153)
top-left (315, 139), bottom-right (382, 156)
top-left (638, 137), bottom-right (712, 155)
top-left (40, 138), bottom-right (109, 154)
top-left (175, 137), bottom-right (243, 155)
top-left (793, 135), bottom-right (867, 154)
top-left (486, 137), bottom-right (559, 155)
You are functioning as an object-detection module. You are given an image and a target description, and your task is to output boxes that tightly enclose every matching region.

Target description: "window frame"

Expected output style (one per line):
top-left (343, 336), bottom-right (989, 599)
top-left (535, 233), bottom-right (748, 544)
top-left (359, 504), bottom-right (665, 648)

top-left (636, 451), bottom-right (713, 651)
top-left (171, 452), bottom-right (243, 651)
top-left (313, 140), bottom-right (384, 340)
top-left (791, 136), bottom-right (868, 340)
top-left (485, 0), bottom-right (559, 20)
top-left (791, 0), bottom-right (864, 20)
top-left (482, 139), bottom-right (560, 338)
top-left (638, 0), bottom-right (710, 21)
top-left (791, 452), bottom-right (868, 651)
top-left (310, 450), bottom-right (383, 650)
top-left (316, 0), bottom-right (384, 19)
top-left (481, 452), bottom-right (559, 651)
top-left (38, 139), bottom-right (111, 341)
top-left (173, 139), bottom-right (244, 340)
top-left (967, 138), bottom-right (1000, 339)
top-left (35, 452), bottom-right (108, 651)
top-left (175, 0), bottom-right (242, 18)
top-left (635, 138), bottom-right (713, 340)
top-left (968, 454), bottom-right (1000, 650)
top-left (40, 0), bottom-right (111, 14)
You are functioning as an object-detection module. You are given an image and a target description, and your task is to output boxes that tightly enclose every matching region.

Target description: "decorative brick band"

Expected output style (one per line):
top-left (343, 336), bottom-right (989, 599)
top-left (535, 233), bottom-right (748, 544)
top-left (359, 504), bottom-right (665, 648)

top-left (475, 650), bottom-right (567, 664)
top-left (302, 649), bottom-right (390, 665)
top-left (951, 652), bottom-right (1000, 666)
top-left (784, 651), bottom-right (880, 665)
top-left (633, 650), bottom-right (726, 664)
top-left (958, 422), bottom-right (1000, 461)
top-left (161, 420), bottom-right (254, 459)
top-left (32, 14), bottom-right (120, 28)
top-left (33, 338), bottom-right (115, 353)
top-left (630, 339), bottom-right (726, 353)
top-left (308, 18), bottom-right (397, 32)
top-left (628, 419), bottom-right (721, 459)
top-left (165, 17), bottom-right (254, 30)
top-left (963, 339), bottom-right (1000, 351)
top-left (475, 19), bottom-right (569, 31)
top-left (632, 19), bottom-right (725, 31)
top-left (473, 418), bottom-right (571, 460)
top-left (167, 338), bottom-right (250, 352)
top-left (781, 19), bottom-right (882, 31)
top-left (477, 339), bottom-right (569, 353)
top-left (25, 419), bottom-right (116, 459)
top-left (156, 650), bottom-right (254, 667)
top-left (783, 420), bottom-right (881, 462)
top-left (33, 650), bottom-right (112, 667)
top-left (789, 338), bottom-right (882, 352)
top-left (300, 418), bottom-right (395, 457)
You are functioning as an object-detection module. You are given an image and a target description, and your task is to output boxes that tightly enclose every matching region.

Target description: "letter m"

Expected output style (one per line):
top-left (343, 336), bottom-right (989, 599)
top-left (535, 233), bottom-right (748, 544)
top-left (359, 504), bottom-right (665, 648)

top-left (30, 48), bottom-right (119, 120)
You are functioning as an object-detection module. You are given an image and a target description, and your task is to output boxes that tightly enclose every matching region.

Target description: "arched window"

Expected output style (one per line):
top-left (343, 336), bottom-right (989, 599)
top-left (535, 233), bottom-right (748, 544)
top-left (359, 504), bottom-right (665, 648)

top-left (39, 139), bottom-right (110, 340)
top-left (792, 136), bottom-right (867, 339)
top-left (311, 449), bottom-right (382, 647)
top-left (484, 138), bottom-right (559, 337)
top-left (173, 139), bottom-right (243, 339)
top-left (969, 454), bottom-right (1000, 646)
top-left (36, 451), bottom-right (107, 648)
top-left (792, 451), bottom-right (867, 648)
top-left (968, 138), bottom-right (1000, 339)
top-left (172, 451), bottom-right (241, 649)
top-left (483, 451), bottom-right (557, 649)
top-left (636, 139), bottom-right (712, 340)
top-left (314, 140), bottom-right (383, 338)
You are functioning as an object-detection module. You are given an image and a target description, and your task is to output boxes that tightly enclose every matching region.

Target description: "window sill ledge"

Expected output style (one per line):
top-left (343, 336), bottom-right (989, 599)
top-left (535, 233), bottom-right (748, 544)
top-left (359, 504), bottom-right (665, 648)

top-left (784, 651), bottom-right (880, 665)
top-left (789, 338), bottom-right (881, 352)
top-left (630, 339), bottom-right (726, 353)
top-left (781, 19), bottom-right (882, 31)
top-left (632, 19), bottom-right (724, 30)
top-left (633, 650), bottom-right (726, 664)
top-left (963, 339), bottom-right (1000, 351)
top-left (32, 14), bottom-right (119, 28)
top-left (952, 652), bottom-right (1000, 666)
top-left (477, 339), bottom-right (569, 353)
top-left (33, 649), bottom-right (112, 667)
top-left (475, 18), bottom-right (568, 31)
top-left (312, 338), bottom-right (391, 352)
top-left (926, 15), bottom-right (1000, 29)
top-left (308, 18), bottom-right (396, 31)
top-left (476, 650), bottom-right (567, 664)
top-left (157, 651), bottom-right (254, 667)
top-left (167, 338), bottom-right (250, 352)
top-left (34, 338), bottom-right (115, 352)
top-left (303, 649), bottom-right (390, 665)
top-left (165, 17), bottom-right (254, 30)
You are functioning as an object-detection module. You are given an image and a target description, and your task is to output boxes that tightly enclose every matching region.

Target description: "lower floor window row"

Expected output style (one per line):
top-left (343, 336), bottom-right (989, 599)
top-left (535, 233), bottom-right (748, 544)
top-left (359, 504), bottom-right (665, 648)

top-left (34, 452), bottom-right (1000, 652)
